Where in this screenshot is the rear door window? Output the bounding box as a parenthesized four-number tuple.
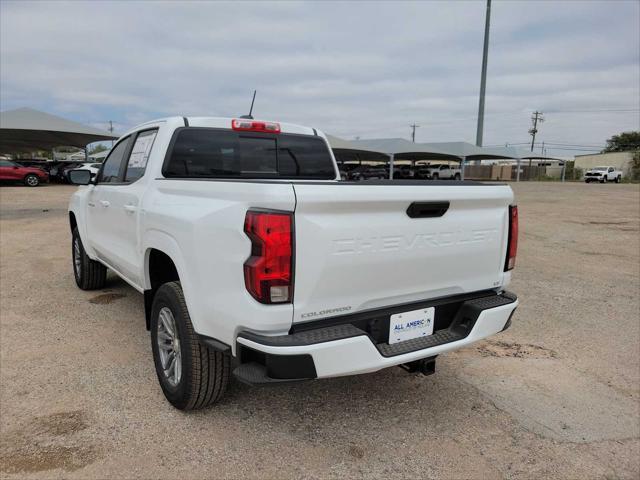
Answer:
(124, 129, 157, 182)
(163, 128, 335, 179)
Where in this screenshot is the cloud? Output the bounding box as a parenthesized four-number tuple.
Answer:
(1, 0, 638, 156)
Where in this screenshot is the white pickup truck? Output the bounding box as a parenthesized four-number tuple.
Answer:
(68, 116, 519, 410)
(418, 163, 462, 180)
(584, 166, 623, 183)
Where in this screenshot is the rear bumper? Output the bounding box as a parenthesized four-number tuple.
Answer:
(235, 291, 517, 383)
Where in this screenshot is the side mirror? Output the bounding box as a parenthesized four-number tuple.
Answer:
(69, 169, 92, 185)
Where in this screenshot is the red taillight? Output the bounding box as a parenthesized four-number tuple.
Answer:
(232, 119, 281, 134)
(505, 205, 518, 271)
(244, 210, 293, 303)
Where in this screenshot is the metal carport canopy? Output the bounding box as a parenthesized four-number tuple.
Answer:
(325, 134, 390, 162)
(0, 107, 118, 153)
(324, 136, 527, 179)
(350, 138, 461, 161)
(326, 136, 462, 161)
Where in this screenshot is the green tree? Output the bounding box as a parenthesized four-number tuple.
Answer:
(630, 151, 640, 181)
(602, 131, 640, 153)
(88, 144, 108, 155)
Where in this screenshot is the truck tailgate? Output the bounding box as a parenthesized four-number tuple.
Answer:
(292, 183, 513, 323)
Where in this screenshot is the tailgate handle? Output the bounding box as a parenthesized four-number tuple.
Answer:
(406, 201, 450, 218)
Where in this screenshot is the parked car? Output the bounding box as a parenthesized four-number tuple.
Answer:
(54, 162, 85, 183)
(348, 164, 387, 180)
(68, 116, 518, 410)
(14, 159, 49, 169)
(584, 166, 622, 183)
(64, 163, 101, 182)
(418, 163, 462, 180)
(391, 164, 415, 179)
(0, 159, 49, 186)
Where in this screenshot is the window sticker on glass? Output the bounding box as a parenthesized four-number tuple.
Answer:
(128, 130, 157, 169)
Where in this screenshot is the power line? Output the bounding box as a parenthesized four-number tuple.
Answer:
(544, 108, 640, 113)
(490, 141, 640, 148)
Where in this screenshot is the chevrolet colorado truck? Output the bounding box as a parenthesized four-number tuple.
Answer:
(584, 166, 623, 183)
(68, 116, 519, 410)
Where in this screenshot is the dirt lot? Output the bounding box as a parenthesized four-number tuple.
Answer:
(1, 182, 639, 479)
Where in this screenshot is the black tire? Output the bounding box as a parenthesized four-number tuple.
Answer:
(72, 227, 106, 290)
(615, 176, 621, 183)
(24, 174, 40, 187)
(151, 282, 230, 410)
(601, 176, 606, 183)
(454, 173, 461, 180)
(432, 173, 439, 180)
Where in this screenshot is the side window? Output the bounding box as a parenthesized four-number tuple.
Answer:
(125, 129, 158, 182)
(608, 167, 614, 172)
(98, 138, 130, 183)
(0, 160, 14, 167)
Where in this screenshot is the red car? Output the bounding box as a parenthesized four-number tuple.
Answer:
(0, 159, 49, 187)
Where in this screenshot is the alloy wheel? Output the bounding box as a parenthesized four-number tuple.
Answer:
(156, 307, 182, 387)
(73, 237, 81, 279)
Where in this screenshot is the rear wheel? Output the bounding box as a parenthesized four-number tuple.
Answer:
(432, 173, 439, 180)
(72, 228, 106, 290)
(454, 173, 461, 180)
(615, 176, 621, 183)
(151, 282, 230, 410)
(601, 176, 607, 183)
(24, 174, 40, 187)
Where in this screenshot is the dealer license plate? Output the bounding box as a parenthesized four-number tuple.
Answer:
(388, 307, 435, 345)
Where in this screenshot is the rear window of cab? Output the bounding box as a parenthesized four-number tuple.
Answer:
(162, 128, 336, 180)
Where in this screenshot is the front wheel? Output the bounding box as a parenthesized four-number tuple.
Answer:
(24, 174, 40, 187)
(72, 228, 106, 290)
(615, 176, 621, 183)
(151, 282, 230, 410)
(454, 173, 461, 180)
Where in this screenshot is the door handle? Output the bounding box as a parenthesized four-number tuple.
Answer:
(406, 201, 450, 218)
(124, 204, 137, 214)
(100, 200, 110, 208)
(88, 202, 95, 207)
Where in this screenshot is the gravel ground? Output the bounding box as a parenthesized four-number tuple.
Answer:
(1, 182, 639, 479)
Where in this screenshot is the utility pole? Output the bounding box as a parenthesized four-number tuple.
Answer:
(108, 120, 114, 147)
(410, 123, 420, 142)
(529, 111, 543, 152)
(475, 0, 492, 147)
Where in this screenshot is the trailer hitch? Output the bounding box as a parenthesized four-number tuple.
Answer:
(399, 356, 436, 376)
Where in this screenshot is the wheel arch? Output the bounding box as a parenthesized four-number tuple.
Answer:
(68, 208, 94, 258)
(69, 211, 78, 233)
(143, 231, 191, 331)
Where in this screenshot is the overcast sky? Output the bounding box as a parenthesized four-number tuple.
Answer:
(1, 0, 639, 157)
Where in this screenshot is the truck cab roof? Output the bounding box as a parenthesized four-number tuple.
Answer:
(120, 116, 320, 139)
